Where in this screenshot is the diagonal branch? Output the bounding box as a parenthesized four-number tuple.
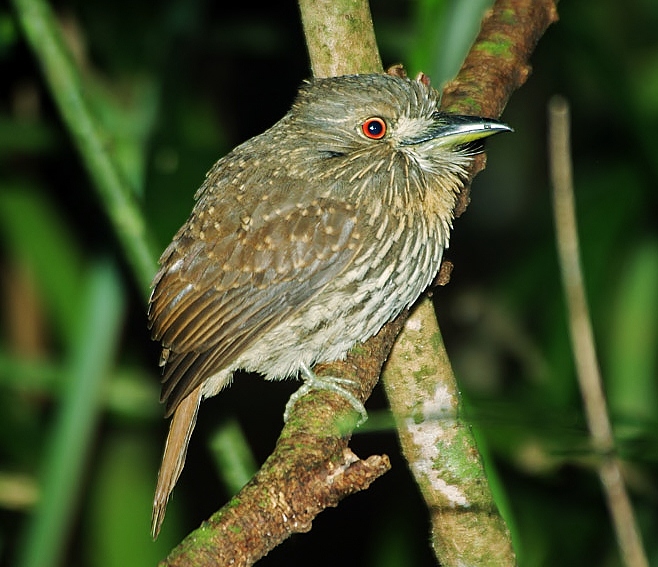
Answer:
(161, 0, 558, 565)
(161, 314, 404, 567)
(11, 0, 159, 299)
(441, 0, 560, 216)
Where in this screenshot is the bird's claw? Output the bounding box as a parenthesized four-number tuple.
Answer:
(284, 362, 368, 426)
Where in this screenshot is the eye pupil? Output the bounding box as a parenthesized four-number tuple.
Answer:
(367, 121, 383, 136)
(362, 118, 386, 139)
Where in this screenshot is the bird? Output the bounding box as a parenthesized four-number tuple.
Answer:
(148, 72, 510, 537)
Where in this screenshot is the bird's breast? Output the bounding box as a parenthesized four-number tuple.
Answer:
(235, 209, 446, 379)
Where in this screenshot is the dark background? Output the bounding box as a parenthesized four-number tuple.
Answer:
(1, 0, 657, 565)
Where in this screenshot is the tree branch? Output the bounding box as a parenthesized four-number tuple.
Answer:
(298, 0, 382, 77)
(383, 299, 516, 566)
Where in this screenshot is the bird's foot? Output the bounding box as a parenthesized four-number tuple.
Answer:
(284, 362, 368, 426)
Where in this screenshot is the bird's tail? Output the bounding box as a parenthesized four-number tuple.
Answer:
(151, 384, 203, 539)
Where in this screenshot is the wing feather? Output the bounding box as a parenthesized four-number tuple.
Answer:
(149, 188, 363, 415)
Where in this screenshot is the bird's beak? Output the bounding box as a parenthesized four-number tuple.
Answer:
(401, 114, 512, 147)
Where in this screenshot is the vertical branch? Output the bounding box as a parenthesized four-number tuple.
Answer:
(548, 97, 649, 567)
(297, 0, 382, 77)
(383, 299, 516, 566)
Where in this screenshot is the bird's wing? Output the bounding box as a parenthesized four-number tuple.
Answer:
(149, 193, 363, 416)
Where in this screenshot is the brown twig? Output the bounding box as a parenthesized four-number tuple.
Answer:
(548, 97, 649, 567)
(441, 0, 559, 216)
(161, 0, 558, 564)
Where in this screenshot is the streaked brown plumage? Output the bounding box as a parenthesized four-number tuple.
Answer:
(149, 73, 510, 537)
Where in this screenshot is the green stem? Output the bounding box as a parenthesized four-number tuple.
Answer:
(16, 260, 126, 567)
(11, 0, 158, 298)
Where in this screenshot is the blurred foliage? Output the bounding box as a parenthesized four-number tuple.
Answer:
(0, 0, 656, 566)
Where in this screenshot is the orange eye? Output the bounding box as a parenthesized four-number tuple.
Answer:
(362, 117, 387, 140)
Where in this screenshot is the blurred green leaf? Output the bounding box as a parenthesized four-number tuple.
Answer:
(16, 259, 125, 567)
(0, 185, 84, 347)
(209, 418, 258, 495)
(606, 239, 658, 425)
(86, 432, 179, 567)
(0, 350, 160, 420)
(104, 367, 161, 420)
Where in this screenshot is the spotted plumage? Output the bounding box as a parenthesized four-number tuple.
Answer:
(149, 73, 510, 537)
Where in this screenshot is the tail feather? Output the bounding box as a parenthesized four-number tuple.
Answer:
(151, 384, 203, 539)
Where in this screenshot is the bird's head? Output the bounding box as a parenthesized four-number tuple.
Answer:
(282, 74, 511, 209)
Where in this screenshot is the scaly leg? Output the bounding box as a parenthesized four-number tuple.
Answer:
(284, 362, 368, 425)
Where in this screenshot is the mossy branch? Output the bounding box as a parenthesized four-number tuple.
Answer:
(383, 299, 516, 566)
(298, 0, 383, 77)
